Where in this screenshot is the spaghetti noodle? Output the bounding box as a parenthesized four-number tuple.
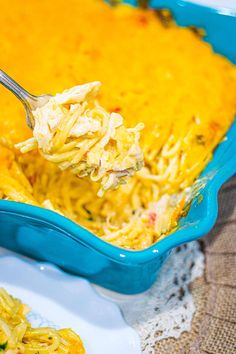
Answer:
(0, 287, 85, 353)
(15, 82, 144, 197)
(0, 0, 236, 249)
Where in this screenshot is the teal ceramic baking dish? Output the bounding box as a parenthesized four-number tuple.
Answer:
(0, 0, 235, 294)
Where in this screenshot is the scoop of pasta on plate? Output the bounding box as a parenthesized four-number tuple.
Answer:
(15, 82, 144, 197)
(0, 287, 85, 353)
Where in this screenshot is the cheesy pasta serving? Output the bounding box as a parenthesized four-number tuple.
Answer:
(0, 0, 236, 250)
(15, 81, 144, 197)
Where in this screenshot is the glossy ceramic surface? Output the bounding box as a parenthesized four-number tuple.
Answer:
(0, 1, 235, 293)
(0, 254, 141, 354)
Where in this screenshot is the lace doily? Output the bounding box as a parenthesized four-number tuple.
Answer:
(95, 241, 204, 353)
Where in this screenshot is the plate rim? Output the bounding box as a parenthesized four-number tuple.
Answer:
(0, 253, 142, 354)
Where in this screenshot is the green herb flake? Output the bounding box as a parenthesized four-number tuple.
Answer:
(198, 195, 203, 204)
(0, 342, 7, 351)
(155, 9, 173, 27)
(189, 26, 206, 38)
(195, 134, 206, 145)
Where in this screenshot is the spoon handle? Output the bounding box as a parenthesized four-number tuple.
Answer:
(0, 69, 34, 105)
(0, 69, 38, 129)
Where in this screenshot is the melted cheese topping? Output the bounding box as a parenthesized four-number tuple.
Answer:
(15, 82, 144, 196)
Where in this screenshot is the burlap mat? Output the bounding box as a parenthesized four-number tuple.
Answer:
(155, 175, 236, 354)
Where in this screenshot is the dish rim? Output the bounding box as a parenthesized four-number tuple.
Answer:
(0, 1, 236, 266)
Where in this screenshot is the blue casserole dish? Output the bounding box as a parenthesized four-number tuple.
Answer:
(0, 0, 235, 294)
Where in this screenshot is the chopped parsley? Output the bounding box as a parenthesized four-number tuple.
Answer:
(198, 195, 203, 204)
(0, 342, 7, 351)
(195, 134, 206, 145)
(189, 26, 206, 38)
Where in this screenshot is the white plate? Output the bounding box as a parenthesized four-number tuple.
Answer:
(0, 254, 141, 354)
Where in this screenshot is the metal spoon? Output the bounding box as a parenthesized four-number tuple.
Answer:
(0, 69, 51, 129)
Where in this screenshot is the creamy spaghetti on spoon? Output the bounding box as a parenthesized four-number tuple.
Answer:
(16, 82, 144, 196)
